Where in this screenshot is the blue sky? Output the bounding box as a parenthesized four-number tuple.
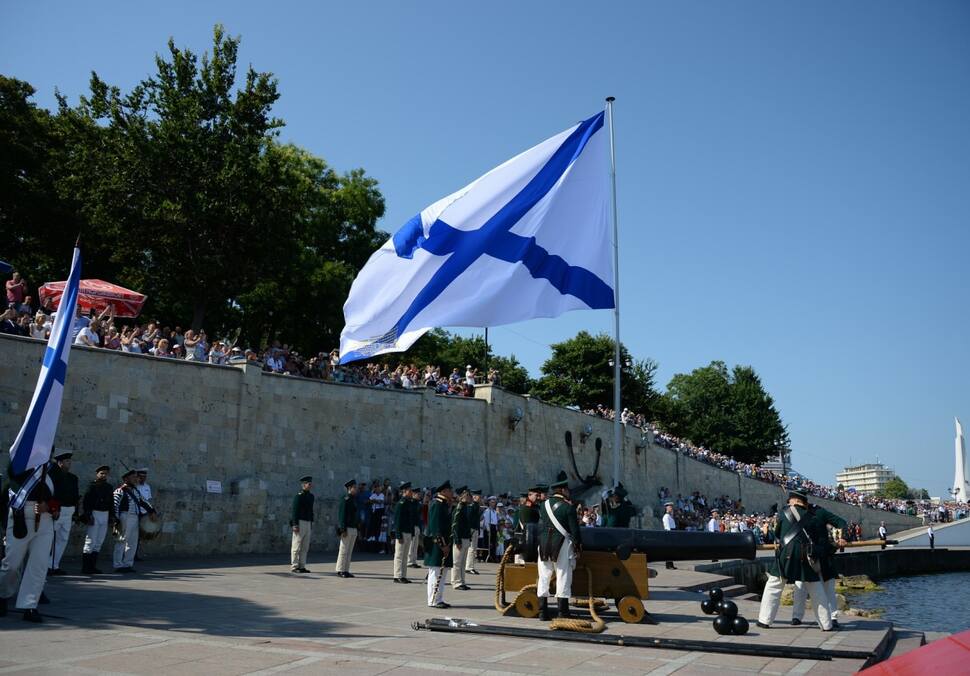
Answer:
(2, 1, 968, 496)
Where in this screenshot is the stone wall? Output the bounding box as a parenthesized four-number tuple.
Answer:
(0, 334, 919, 557)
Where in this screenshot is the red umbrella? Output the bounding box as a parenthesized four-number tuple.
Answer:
(38, 279, 147, 318)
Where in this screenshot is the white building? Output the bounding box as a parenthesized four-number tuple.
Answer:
(836, 463, 896, 495)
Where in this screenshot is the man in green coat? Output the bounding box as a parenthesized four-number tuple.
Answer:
(513, 486, 541, 563)
(537, 478, 582, 620)
(757, 491, 845, 630)
(290, 476, 314, 573)
(335, 479, 358, 578)
(463, 490, 482, 576)
(601, 484, 636, 528)
(791, 503, 847, 628)
(391, 481, 414, 584)
(450, 486, 472, 590)
(424, 480, 454, 608)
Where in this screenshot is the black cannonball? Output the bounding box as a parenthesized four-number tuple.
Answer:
(708, 587, 724, 603)
(732, 616, 750, 635)
(717, 599, 739, 618)
(713, 614, 733, 635)
(700, 599, 718, 615)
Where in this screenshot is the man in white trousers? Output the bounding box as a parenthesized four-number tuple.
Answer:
(81, 465, 113, 574)
(464, 490, 482, 575)
(49, 450, 80, 575)
(757, 491, 845, 631)
(536, 478, 582, 620)
(424, 481, 454, 609)
(335, 479, 359, 578)
(113, 469, 152, 573)
(0, 467, 55, 622)
(391, 482, 414, 583)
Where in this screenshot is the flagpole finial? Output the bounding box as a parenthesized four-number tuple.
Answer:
(75, 234, 81, 248)
(606, 96, 615, 103)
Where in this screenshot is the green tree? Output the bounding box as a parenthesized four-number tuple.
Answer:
(0, 76, 85, 287)
(660, 361, 789, 464)
(44, 25, 384, 349)
(529, 331, 660, 416)
(877, 476, 910, 500)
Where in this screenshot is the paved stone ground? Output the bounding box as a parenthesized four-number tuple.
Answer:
(0, 553, 893, 675)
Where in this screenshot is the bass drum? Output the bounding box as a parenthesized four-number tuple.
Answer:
(139, 513, 162, 541)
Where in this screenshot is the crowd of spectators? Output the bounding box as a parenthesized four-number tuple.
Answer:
(584, 402, 969, 519)
(6, 269, 970, 524)
(3, 270, 507, 398)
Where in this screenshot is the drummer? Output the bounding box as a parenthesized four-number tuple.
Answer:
(135, 468, 155, 561)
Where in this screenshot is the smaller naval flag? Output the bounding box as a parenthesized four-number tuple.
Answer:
(8, 245, 81, 508)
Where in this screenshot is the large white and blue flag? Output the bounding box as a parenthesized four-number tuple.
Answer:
(8, 245, 81, 505)
(340, 110, 614, 363)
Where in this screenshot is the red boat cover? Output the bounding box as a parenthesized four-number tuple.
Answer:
(38, 279, 147, 318)
(863, 628, 970, 675)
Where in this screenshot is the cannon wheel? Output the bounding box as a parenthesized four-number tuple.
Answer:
(617, 595, 645, 624)
(514, 590, 541, 618)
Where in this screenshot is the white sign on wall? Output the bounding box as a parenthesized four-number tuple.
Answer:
(205, 480, 223, 494)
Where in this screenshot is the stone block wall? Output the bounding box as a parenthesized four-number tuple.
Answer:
(0, 334, 919, 557)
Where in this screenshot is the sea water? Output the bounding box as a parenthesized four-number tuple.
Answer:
(844, 571, 970, 634)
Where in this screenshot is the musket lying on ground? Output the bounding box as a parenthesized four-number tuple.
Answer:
(756, 539, 898, 551)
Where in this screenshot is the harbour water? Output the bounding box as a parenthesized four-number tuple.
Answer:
(845, 571, 970, 634)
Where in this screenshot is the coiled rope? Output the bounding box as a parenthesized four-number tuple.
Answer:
(549, 567, 606, 633)
(494, 548, 605, 633)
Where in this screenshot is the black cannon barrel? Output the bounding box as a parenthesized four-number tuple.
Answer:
(516, 524, 756, 563)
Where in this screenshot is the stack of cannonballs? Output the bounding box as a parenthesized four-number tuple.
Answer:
(700, 587, 750, 635)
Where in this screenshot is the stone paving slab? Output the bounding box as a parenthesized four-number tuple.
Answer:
(0, 554, 889, 675)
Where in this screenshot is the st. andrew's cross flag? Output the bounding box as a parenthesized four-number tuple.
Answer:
(8, 245, 81, 508)
(339, 110, 614, 363)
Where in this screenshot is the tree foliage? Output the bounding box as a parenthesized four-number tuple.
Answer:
(529, 331, 660, 417)
(659, 361, 789, 464)
(0, 26, 385, 353)
(876, 476, 909, 500)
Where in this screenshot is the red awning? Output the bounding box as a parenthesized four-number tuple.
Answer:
(38, 279, 147, 318)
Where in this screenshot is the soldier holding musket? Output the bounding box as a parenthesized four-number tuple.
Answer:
(450, 486, 472, 591)
(289, 475, 314, 574)
(424, 480, 454, 609)
(391, 481, 414, 583)
(537, 477, 582, 620)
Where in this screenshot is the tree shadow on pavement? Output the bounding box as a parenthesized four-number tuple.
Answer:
(16, 583, 343, 639)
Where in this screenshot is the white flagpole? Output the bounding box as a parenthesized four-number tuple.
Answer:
(606, 96, 622, 488)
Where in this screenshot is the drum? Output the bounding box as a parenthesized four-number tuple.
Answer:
(139, 513, 162, 541)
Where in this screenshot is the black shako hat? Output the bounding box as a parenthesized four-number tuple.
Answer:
(300, 475, 312, 483)
(536, 483, 549, 492)
(528, 485, 543, 493)
(54, 451, 73, 461)
(436, 479, 452, 492)
(455, 485, 468, 494)
(399, 481, 412, 490)
(122, 469, 137, 479)
(471, 489, 482, 495)
(550, 478, 569, 490)
(96, 465, 110, 473)
(788, 489, 808, 503)
(344, 479, 356, 489)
